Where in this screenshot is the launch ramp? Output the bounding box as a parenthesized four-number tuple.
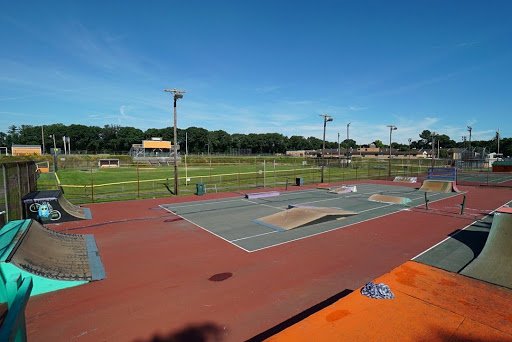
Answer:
(254, 207, 357, 231)
(368, 194, 411, 205)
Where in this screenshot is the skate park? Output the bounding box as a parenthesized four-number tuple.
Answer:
(2, 167, 512, 341)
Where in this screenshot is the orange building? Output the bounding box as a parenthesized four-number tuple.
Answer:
(11, 145, 42, 156)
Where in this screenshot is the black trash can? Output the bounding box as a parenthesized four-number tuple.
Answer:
(196, 183, 205, 195)
(296, 177, 304, 186)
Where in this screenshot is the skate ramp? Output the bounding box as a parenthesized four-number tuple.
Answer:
(0, 219, 105, 299)
(393, 176, 417, 183)
(419, 180, 460, 193)
(368, 194, 411, 205)
(328, 185, 357, 194)
(460, 208, 512, 289)
(22, 190, 92, 223)
(254, 207, 357, 231)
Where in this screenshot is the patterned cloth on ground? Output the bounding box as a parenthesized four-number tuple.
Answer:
(361, 281, 395, 299)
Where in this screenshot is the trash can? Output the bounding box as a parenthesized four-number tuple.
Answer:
(196, 183, 205, 196)
(296, 177, 304, 186)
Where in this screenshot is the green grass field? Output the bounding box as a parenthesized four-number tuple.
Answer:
(35, 157, 435, 204)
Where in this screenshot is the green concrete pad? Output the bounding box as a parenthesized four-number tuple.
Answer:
(161, 183, 458, 252)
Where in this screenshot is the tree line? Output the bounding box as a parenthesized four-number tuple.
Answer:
(1, 124, 510, 157)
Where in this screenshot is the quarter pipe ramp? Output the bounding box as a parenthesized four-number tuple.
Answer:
(419, 180, 461, 193)
(0, 219, 105, 300)
(22, 189, 92, 223)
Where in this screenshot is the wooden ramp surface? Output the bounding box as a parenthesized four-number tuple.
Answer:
(58, 194, 92, 219)
(3, 220, 104, 281)
(265, 261, 512, 341)
(461, 208, 512, 288)
(255, 207, 357, 231)
(419, 180, 458, 193)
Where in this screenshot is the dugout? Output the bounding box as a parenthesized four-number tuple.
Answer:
(492, 161, 512, 172)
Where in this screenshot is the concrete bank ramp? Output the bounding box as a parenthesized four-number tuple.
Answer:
(254, 207, 357, 231)
(368, 194, 411, 205)
(461, 207, 512, 289)
(419, 180, 461, 193)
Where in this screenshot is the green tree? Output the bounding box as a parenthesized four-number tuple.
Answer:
(373, 140, 384, 148)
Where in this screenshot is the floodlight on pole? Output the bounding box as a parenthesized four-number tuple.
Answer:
(467, 126, 472, 158)
(387, 125, 397, 176)
(337, 132, 341, 164)
(49, 134, 57, 155)
(164, 88, 186, 196)
(41, 125, 45, 154)
(49, 134, 57, 172)
(497, 127, 500, 155)
(320, 114, 333, 183)
(431, 131, 437, 167)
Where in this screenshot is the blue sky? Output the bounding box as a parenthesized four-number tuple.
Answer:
(1, 1, 510, 145)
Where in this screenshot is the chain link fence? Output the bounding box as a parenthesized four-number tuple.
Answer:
(37, 157, 446, 204)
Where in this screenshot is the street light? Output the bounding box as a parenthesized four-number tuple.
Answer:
(467, 126, 472, 159)
(49, 134, 57, 172)
(337, 132, 341, 164)
(41, 125, 45, 154)
(431, 131, 437, 168)
(164, 88, 186, 196)
(387, 125, 397, 177)
(49, 134, 57, 155)
(320, 114, 333, 183)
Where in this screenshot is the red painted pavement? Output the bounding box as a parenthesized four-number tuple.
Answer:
(20, 182, 512, 341)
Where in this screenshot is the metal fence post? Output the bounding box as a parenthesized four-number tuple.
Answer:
(17, 163, 22, 220)
(2, 164, 8, 222)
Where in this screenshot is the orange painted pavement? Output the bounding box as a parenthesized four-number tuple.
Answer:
(265, 261, 512, 342)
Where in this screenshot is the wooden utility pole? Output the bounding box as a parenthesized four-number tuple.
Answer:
(164, 88, 186, 196)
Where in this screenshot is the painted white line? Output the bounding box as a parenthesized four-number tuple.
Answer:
(230, 230, 277, 242)
(241, 198, 285, 210)
(357, 203, 394, 213)
(162, 198, 245, 210)
(159, 205, 251, 252)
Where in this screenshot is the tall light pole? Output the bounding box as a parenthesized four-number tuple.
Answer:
(164, 88, 186, 196)
(49, 134, 57, 172)
(41, 125, 45, 154)
(320, 114, 333, 183)
(497, 127, 500, 156)
(467, 126, 472, 159)
(49, 134, 57, 154)
(408, 138, 412, 159)
(337, 132, 341, 164)
(431, 131, 437, 168)
(387, 125, 397, 177)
